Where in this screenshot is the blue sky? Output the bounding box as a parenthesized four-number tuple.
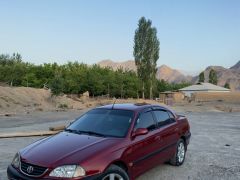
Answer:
(0, 0, 239, 74)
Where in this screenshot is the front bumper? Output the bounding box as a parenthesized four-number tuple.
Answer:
(7, 165, 102, 180)
(8, 165, 34, 180)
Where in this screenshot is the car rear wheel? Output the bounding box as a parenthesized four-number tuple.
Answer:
(169, 139, 186, 166)
(100, 165, 129, 180)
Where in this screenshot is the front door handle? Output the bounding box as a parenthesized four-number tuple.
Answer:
(155, 136, 161, 141)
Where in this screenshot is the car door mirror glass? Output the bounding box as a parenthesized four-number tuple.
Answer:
(132, 128, 148, 137)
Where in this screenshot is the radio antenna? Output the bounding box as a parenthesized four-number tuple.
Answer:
(112, 98, 117, 109)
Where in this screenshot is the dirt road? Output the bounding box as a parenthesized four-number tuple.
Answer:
(0, 111, 240, 180)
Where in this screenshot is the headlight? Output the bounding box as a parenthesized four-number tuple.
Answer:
(49, 165, 85, 178)
(12, 153, 20, 168)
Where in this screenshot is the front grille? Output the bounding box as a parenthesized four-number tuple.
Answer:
(21, 161, 48, 177)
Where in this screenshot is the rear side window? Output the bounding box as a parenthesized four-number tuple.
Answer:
(167, 111, 176, 123)
(168, 111, 175, 119)
(135, 111, 156, 131)
(153, 110, 173, 127)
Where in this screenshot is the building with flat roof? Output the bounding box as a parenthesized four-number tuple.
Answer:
(179, 82, 230, 97)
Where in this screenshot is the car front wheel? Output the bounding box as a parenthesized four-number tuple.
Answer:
(169, 139, 186, 166)
(100, 164, 129, 180)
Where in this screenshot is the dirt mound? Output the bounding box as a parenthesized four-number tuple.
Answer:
(0, 86, 90, 114)
(0, 86, 53, 114)
(0, 86, 167, 114)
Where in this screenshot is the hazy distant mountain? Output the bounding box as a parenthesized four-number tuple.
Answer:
(98, 60, 136, 71)
(98, 60, 240, 90)
(193, 61, 240, 91)
(98, 60, 191, 83)
(156, 65, 192, 83)
(230, 60, 240, 70)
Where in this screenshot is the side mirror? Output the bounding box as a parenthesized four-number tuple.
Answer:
(132, 128, 148, 138)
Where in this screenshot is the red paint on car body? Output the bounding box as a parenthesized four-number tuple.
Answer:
(8, 103, 191, 180)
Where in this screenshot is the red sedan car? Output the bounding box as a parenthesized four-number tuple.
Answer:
(8, 103, 191, 180)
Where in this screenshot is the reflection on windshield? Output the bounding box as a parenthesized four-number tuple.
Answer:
(67, 109, 134, 138)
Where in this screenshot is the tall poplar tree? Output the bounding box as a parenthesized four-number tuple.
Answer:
(133, 17, 160, 99)
(198, 71, 205, 83)
(209, 69, 218, 85)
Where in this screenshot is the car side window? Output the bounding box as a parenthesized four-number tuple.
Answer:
(134, 111, 156, 131)
(153, 110, 172, 127)
(167, 111, 176, 123)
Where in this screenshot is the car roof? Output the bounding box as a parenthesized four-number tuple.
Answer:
(97, 103, 170, 112)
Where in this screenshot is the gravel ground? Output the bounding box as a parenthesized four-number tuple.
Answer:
(0, 111, 240, 180)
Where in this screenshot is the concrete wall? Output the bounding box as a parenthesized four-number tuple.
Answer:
(159, 92, 184, 104)
(192, 92, 240, 102)
(181, 90, 230, 97)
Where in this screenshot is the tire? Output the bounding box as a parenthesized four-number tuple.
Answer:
(99, 164, 129, 180)
(169, 139, 186, 166)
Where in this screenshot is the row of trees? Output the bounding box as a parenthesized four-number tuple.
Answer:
(198, 69, 218, 85)
(198, 69, 230, 88)
(0, 53, 190, 98)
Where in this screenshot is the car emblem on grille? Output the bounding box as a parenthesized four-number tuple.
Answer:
(27, 166, 34, 174)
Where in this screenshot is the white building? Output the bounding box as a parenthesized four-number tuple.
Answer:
(179, 82, 230, 97)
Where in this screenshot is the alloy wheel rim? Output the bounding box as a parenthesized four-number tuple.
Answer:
(177, 142, 185, 163)
(102, 173, 124, 180)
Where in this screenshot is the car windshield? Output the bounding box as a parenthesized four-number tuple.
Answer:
(66, 109, 134, 138)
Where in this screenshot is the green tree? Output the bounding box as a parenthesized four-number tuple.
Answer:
(224, 82, 230, 89)
(209, 69, 218, 85)
(148, 27, 160, 99)
(156, 79, 170, 92)
(133, 17, 160, 99)
(86, 65, 105, 96)
(0, 53, 26, 86)
(198, 71, 205, 83)
(50, 72, 65, 96)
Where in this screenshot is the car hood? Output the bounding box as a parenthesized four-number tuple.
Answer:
(20, 131, 121, 167)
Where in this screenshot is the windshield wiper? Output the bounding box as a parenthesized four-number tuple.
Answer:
(65, 129, 106, 137)
(78, 130, 106, 137)
(65, 128, 81, 134)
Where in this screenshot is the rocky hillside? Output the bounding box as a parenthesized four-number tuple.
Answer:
(98, 60, 191, 83)
(194, 61, 240, 91)
(98, 60, 240, 90)
(230, 60, 240, 70)
(156, 65, 192, 83)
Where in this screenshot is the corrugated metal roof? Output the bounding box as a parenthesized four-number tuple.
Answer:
(179, 82, 230, 91)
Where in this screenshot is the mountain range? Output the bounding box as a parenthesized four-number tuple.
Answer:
(98, 60, 240, 91)
(98, 60, 192, 83)
(192, 61, 240, 90)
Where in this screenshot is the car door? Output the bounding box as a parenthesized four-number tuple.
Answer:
(152, 108, 179, 162)
(127, 108, 160, 177)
